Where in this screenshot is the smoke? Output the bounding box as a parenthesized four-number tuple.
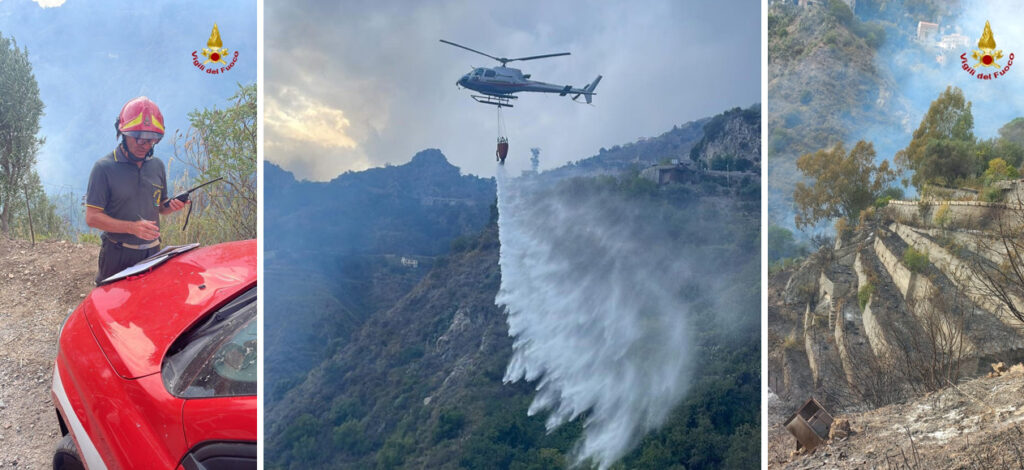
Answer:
(530, 147, 540, 173)
(865, 0, 1024, 156)
(495, 169, 708, 468)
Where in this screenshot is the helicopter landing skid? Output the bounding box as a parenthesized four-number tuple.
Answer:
(471, 94, 516, 108)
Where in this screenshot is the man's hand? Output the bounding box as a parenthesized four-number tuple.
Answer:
(131, 219, 160, 241)
(163, 199, 188, 213)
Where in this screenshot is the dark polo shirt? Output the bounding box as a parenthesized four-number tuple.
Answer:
(86, 146, 168, 245)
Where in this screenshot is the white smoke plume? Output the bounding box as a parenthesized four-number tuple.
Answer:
(495, 168, 706, 468)
(861, 0, 1024, 160)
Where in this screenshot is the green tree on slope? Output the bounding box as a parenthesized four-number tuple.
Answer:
(167, 83, 256, 244)
(896, 86, 977, 189)
(794, 140, 896, 229)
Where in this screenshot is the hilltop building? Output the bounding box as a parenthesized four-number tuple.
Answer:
(938, 32, 969, 51)
(793, 0, 855, 10)
(641, 160, 699, 185)
(917, 21, 939, 41)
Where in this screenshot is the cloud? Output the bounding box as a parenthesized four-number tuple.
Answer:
(33, 0, 66, 8)
(265, 87, 373, 181)
(265, 87, 359, 150)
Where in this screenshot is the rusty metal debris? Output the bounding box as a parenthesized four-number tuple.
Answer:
(784, 397, 835, 452)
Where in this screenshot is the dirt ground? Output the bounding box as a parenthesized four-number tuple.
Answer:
(0, 238, 98, 468)
(768, 368, 1024, 469)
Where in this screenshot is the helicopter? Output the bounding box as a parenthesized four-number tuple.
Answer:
(441, 39, 601, 108)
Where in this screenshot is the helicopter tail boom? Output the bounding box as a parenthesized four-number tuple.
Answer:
(573, 75, 602, 104)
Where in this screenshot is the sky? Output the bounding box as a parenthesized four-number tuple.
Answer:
(265, 0, 761, 181)
(0, 0, 256, 200)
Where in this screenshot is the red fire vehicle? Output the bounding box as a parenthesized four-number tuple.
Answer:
(51, 240, 257, 469)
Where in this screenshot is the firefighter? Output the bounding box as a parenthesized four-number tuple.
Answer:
(85, 97, 187, 284)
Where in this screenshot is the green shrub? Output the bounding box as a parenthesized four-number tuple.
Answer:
(376, 435, 412, 469)
(823, 30, 841, 47)
(982, 157, 1019, 185)
(903, 247, 929, 273)
(933, 203, 951, 227)
(858, 283, 874, 311)
(983, 187, 1004, 202)
(333, 420, 370, 455)
(827, 0, 853, 25)
(434, 408, 466, 442)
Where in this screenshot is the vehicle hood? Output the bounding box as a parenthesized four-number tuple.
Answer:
(81, 240, 256, 379)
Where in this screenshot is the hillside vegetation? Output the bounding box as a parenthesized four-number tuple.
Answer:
(266, 107, 761, 469)
(769, 1, 899, 228)
(264, 151, 495, 399)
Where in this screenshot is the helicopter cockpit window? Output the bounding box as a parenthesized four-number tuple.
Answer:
(473, 68, 484, 76)
(484, 70, 496, 77)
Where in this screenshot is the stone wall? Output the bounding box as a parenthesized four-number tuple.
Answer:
(854, 252, 894, 358)
(893, 223, 1024, 338)
(994, 179, 1024, 204)
(804, 303, 820, 386)
(874, 236, 911, 297)
(834, 298, 855, 386)
(886, 200, 1019, 231)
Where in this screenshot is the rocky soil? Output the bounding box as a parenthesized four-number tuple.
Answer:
(0, 238, 97, 468)
(769, 366, 1024, 469)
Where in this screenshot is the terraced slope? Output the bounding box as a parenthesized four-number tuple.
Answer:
(769, 199, 1024, 414)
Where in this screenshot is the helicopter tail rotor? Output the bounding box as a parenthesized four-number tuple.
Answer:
(572, 75, 603, 104)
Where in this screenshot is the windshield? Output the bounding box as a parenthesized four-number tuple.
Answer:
(99, 243, 200, 284)
(161, 286, 256, 398)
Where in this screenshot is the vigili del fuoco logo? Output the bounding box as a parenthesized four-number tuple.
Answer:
(960, 20, 1013, 80)
(192, 24, 239, 75)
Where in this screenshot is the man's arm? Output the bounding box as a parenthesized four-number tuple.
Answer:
(85, 206, 160, 241)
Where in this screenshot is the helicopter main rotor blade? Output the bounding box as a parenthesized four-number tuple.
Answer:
(440, 39, 504, 63)
(507, 52, 571, 62)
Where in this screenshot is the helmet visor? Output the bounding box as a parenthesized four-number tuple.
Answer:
(124, 130, 163, 143)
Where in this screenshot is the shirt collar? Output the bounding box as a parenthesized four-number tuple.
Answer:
(114, 145, 152, 164)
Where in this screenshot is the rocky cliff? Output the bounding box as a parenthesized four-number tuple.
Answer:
(689, 105, 761, 171)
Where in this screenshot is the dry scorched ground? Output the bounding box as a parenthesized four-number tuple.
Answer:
(0, 238, 97, 468)
(768, 369, 1024, 469)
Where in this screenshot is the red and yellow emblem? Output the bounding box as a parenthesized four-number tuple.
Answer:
(191, 23, 240, 75)
(971, 21, 1003, 68)
(960, 21, 1014, 80)
(201, 24, 229, 65)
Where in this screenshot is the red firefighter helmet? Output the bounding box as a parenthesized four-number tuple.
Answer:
(116, 96, 165, 141)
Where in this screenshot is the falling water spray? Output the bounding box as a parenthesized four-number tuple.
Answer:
(495, 167, 718, 468)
